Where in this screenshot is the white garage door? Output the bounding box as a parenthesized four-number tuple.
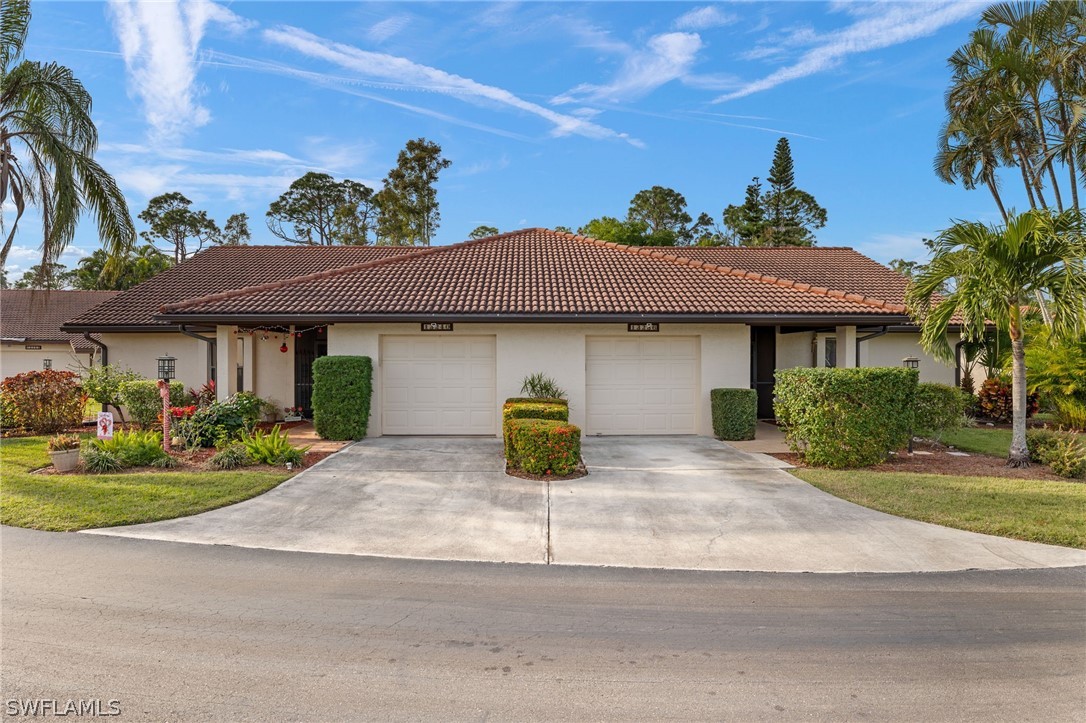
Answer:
(381, 336, 496, 435)
(586, 336, 699, 435)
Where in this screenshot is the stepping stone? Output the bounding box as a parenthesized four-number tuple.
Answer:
(912, 451, 933, 456)
(947, 451, 971, 457)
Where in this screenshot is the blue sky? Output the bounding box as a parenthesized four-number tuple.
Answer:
(9, 0, 1016, 277)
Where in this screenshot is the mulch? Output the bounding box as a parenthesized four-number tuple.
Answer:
(772, 439, 1073, 482)
(31, 447, 332, 476)
(505, 457, 588, 482)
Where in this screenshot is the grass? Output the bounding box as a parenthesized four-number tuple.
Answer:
(0, 435, 292, 532)
(941, 425, 1086, 457)
(795, 468, 1086, 549)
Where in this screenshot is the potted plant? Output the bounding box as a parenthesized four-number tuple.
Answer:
(47, 434, 82, 472)
(283, 406, 304, 423)
(261, 400, 279, 423)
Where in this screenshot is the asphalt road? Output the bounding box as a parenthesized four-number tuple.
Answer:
(2, 526, 1084, 722)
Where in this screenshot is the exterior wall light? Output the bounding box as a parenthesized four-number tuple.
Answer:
(157, 354, 177, 381)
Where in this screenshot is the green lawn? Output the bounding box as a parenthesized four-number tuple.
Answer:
(795, 468, 1086, 549)
(0, 435, 292, 532)
(940, 426, 1086, 457)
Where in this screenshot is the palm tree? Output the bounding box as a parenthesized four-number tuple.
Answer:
(906, 209, 1086, 466)
(0, 0, 133, 276)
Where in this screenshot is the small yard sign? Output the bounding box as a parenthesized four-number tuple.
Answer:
(96, 411, 114, 439)
(627, 322, 660, 333)
(421, 322, 454, 332)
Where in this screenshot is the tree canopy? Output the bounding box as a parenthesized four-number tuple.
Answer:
(722, 138, 827, 246)
(267, 172, 376, 246)
(0, 0, 134, 280)
(376, 138, 451, 246)
(469, 225, 499, 239)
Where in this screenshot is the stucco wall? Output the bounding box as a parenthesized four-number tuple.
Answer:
(251, 331, 294, 412)
(99, 332, 211, 391)
(329, 322, 749, 437)
(775, 331, 813, 370)
(861, 331, 957, 385)
(0, 343, 91, 378)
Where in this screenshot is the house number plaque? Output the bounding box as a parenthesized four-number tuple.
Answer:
(421, 322, 454, 332)
(627, 322, 659, 333)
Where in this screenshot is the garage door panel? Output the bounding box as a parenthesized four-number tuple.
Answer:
(586, 336, 698, 435)
(382, 336, 496, 435)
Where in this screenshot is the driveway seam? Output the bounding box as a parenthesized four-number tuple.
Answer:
(546, 480, 553, 565)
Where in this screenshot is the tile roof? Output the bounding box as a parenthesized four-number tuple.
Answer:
(63, 245, 417, 329)
(1, 290, 120, 351)
(157, 228, 909, 321)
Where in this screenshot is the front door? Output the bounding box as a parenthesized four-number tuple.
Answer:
(294, 328, 327, 416)
(751, 326, 776, 419)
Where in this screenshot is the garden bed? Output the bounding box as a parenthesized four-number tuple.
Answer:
(773, 440, 1073, 482)
(29, 447, 332, 475)
(505, 457, 588, 481)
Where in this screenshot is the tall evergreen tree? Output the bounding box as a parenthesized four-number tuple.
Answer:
(376, 138, 451, 246)
(766, 138, 795, 192)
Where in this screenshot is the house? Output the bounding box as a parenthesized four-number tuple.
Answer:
(62, 228, 959, 436)
(0, 289, 119, 377)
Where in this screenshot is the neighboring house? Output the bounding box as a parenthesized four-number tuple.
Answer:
(0, 289, 119, 378)
(64, 229, 960, 436)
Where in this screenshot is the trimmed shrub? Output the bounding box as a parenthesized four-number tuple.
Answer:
(774, 367, 918, 469)
(0, 370, 87, 434)
(710, 388, 757, 441)
(503, 397, 568, 406)
(976, 378, 1039, 423)
(914, 383, 969, 442)
(520, 372, 567, 400)
(118, 380, 187, 429)
(502, 400, 570, 458)
(312, 356, 372, 440)
(506, 418, 582, 475)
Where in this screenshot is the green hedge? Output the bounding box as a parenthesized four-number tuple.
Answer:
(118, 380, 187, 429)
(502, 400, 569, 459)
(312, 356, 372, 440)
(505, 418, 582, 475)
(710, 388, 757, 441)
(774, 367, 918, 468)
(503, 397, 568, 406)
(914, 382, 968, 441)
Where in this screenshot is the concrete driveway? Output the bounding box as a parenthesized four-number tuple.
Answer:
(85, 437, 1086, 573)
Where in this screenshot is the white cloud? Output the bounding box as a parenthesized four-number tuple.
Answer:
(855, 232, 936, 265)
(716, 2, 978, 102)
(107, 0, 255, 142)
(261, 25, 640, 145)
(674, 6, 737, 31)
(553, 32, 704, 104)
(367, 14, 412, 43)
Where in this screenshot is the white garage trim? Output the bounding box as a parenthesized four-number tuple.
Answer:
(381, 335, 497, 435)
(585, 336, 699, 435)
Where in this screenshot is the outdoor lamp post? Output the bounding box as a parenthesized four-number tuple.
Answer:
(156, 355, 177, 453)
(903, 357, 919, 453)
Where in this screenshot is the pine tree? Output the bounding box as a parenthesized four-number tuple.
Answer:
(766, 137, 795, 193)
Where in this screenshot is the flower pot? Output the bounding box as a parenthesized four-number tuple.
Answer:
(49, 448, 81, 473)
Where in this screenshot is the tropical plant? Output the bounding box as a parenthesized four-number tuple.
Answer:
(46, 433, 80, 451)
(936, 1, 1084, 218)
(239, 425, 307, 466)
(90, 429, 168, 467)
(1024, 323, 1086, 428)
(81, 445, 121, 473)
(907, 209, 1086, 465)
(70, 245, 172, 290)
(520, 373, 567, 400)
(209, 443, 251, 470)
(0, 0, 135, 277)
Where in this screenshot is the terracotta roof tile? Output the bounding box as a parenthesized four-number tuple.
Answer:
(63, 245, 416, 329)
(159, 228, 908, 320)
(1, 290, 120, 351)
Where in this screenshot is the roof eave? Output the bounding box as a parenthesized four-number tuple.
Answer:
(153, 311, 915, 326)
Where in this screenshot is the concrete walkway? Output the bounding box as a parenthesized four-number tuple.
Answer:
(84, 437, 1086, 573)
(726, 421, 791, 454)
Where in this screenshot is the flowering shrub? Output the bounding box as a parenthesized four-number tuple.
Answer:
(502, 400, 568, 459)
(284, 406, 304, 416)
(505, 418, 581, 475)
(976, 378, 1038, 423)
(168, 405, 198, 419)
(0, 370, 87, 433)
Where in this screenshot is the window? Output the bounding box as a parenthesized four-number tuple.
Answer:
(824, 338, 837, 368)
(42, 359, 52, 370)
